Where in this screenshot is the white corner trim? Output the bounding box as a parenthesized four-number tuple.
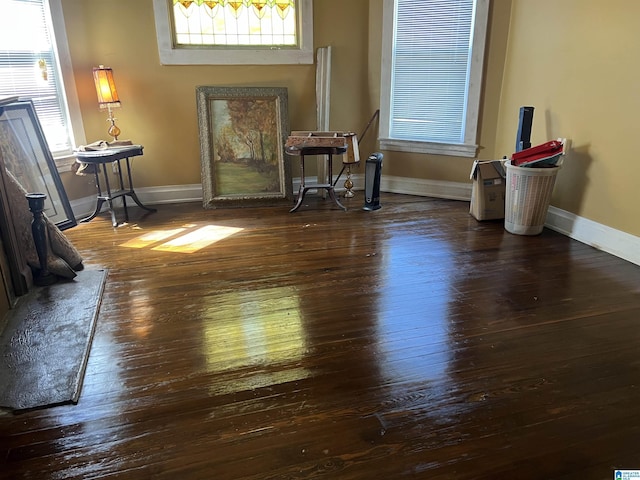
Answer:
(546, 206, 640, 267)
(315, 46, 332, 194)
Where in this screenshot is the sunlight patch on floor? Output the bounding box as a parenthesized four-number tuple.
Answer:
(119, 224, 244, 253)
(119, 228, 188, 249)
(201, 288, 310, 394)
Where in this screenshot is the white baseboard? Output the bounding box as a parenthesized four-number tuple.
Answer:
(70, 177, 639, 267)
(69, 184, 202, 219)
(134, 184, 203, 205)
(545, 206, 640, 266)
(360, 175, 640, 266)
(296, 174, 472, 201)
(379, 175, 471, 201)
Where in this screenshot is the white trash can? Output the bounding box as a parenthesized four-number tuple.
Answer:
(504, 160, 562, 235)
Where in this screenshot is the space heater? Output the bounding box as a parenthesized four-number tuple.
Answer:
(363, 152, 383, 211)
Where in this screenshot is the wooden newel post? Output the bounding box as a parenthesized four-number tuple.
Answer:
(26, 193, 56, 286)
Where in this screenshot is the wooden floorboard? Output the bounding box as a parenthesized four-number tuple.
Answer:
(1, 193, 639, 479)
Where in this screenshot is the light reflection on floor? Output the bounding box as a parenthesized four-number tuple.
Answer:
(119, 224, 243, 253)
(376, 234, 454, 391)
(50, 325, 126, 451)
(201, 288, 311, 394)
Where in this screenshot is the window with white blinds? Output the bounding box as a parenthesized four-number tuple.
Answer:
(380, 0, 489, 157)
(0, 0, 81, 158)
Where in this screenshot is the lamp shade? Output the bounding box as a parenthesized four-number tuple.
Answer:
(92, 65, 121, 108)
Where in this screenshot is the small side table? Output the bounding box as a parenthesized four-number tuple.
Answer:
(75, 145, 156, 227)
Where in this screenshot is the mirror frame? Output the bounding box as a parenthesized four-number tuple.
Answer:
(0, 99, 76, 230)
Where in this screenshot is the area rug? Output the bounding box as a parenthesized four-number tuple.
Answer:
(0, 268, 107, 410)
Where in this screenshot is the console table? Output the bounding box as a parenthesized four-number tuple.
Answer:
(285, 133, 349, 212)
(75, 145, 156, 227)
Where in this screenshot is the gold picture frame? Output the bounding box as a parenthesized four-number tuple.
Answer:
(196, 86, 292, 208)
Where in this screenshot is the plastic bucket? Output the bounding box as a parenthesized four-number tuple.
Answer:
(504, 160, 561, 235)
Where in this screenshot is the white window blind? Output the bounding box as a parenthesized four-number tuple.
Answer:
(392, 0, 473, 142)
(380, 0, 489, 157)
(0, 0, 75, 156)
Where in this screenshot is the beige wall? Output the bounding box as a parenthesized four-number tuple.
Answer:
(60, 0, 510, 193)
(495, 0, 640, 236)
(58, 0, 638, 238)
(59, 0, 371, 199)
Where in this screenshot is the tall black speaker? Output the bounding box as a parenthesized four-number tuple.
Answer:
(363, 152, 383, 211)
(516, 106, 534, 153)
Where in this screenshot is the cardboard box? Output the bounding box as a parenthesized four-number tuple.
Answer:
(469, 160, 506, 220)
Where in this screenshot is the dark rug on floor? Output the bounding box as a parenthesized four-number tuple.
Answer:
(0, 268, 107, 411)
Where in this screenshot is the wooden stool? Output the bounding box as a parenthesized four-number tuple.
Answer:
(285, 133, 348, 212)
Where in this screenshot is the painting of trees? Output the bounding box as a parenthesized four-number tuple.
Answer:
(212, 96, 281, 195)
(197, 86, 292, 208)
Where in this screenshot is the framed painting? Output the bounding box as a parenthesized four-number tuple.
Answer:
(0, 99, 76, 230)
(196, 86, 292, 208)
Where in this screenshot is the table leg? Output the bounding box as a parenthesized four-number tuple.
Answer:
(99, 164, 119, 227)
(289, 154, 307, 213)
(80, 170, 107, 223)
(80, 198, 107, 223)
(125, 158, 157, 213)
(327, 154, 346, 211)
(327, 188, 347, 211)
(128, 191, 157, 213)
(116, 159, 129, 223)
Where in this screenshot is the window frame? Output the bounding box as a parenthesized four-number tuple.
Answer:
(379, 0, 489, 158)
(152, 0, 314, 65)
(48, 0, 86, 170)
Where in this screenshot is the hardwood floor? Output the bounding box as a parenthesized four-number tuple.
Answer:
(1, 192, 640, 479)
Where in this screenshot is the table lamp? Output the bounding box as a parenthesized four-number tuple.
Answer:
(92, 65, 122, 141)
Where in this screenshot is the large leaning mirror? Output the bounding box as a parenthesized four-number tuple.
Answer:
(0, 99, 76, 230)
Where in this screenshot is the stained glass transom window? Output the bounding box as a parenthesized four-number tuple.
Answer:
(172, 0, 298, 47)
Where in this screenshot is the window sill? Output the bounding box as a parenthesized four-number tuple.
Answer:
(156, 47, 314, 66)
(53, 152, 76, 173)
(379, 138, 478, 158)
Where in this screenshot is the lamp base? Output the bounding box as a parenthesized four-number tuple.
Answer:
(107, 118, 121, 141)
(344, 166, 355, 198)
(105, 104, 121, 141)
